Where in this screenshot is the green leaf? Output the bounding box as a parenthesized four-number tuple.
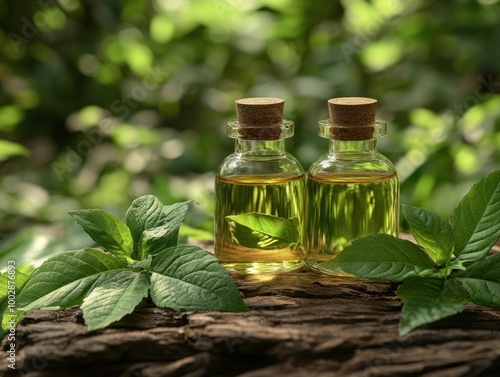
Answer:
(0, 140, 30, 162)
(0, 269, 31, 323)
(225, 213, 300, 250)
(0, 266, 32, 335)
(81, 270, 149, 331)
(455, 253, 500, 307)
(69, 209, 133, 261)
(17, 249, 128, 312)
(402, 205, 454, 266)
(397, 278, 469, 335)
(125, 195, 192, 259)
(150, 246, 247, 312)
(450, 170, 500, 263)
(320, 234, 437, 281)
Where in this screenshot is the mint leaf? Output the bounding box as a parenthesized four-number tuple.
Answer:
(450, 170, 500, 263)
(320, 234, 437, 281)
(225, 213, 300, 250)
(402, 205, 454, 266)
(397, 278, 469, 335)
(455, 253, 500, 307)
(81, 270, 149, 331)
(13, 196, 247, 332)
(69, 209, 133, 261)
(150, 246, 247, 312)
(125, 196, 192, 260)
(17, 249, 127, 312)
(138, 201, 193, 258)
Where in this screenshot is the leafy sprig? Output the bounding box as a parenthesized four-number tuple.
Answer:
(1, 195, 246, 332)
(321, 169, 500, 334)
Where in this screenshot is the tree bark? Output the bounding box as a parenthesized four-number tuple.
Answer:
(1, 241, 499, 377)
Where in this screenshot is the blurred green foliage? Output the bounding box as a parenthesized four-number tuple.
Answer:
(0, 0, 499, 262)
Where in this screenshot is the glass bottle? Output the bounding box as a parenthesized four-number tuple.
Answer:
(305, 97, 400, 275)
(214, 97, 306, 274)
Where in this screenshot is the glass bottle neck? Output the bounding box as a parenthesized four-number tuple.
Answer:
(236, 139, 286, 155)
(329, 139, 378, 155)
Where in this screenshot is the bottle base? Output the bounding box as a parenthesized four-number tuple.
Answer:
(221, 260, 305, 275)
(305, 260, 354, 277)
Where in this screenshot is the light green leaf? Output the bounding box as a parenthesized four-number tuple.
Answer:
(69, 209, 133, 261)
(0, 267, 32, 334)
(397, 278, 469, 335)
(0, 268, 32, 302)
(437, 259, 466, 278)
(402, 205, 454, 266)
(17, 249, 127, 312)
(450, 170, 500, 263)
(320, 234, 437, 281)
(125, 195, 192, 259)
(0, 140, 30, 162)
(150, 246, 247, 312)
(456, 253, 500, 307)
(81, 270, 149, 331)
(225, 213, 300, 250)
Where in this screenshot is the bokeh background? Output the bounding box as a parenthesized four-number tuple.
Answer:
(1, 0, 499, 265)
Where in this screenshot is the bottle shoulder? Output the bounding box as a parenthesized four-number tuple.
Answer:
(217, 152, 305, 177)
(308, 152, 397, 176)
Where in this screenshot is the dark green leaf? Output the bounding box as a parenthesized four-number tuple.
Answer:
(150, 246, 247, 312)
(450, 170, 500, 263)
(17, 249, 127, 312)
(125, 195, 192, 259)
(225, 213, 300, 250)
(456, 253, 500, 307)
(81, 270, 149, 331)
(320, 234, 437, 281)
(69, 209, 133, 261)
(397, 278, 469, 335)
(402, 205, 454, 266)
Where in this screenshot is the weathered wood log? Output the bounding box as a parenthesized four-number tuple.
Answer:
(1, 241, 500, 377)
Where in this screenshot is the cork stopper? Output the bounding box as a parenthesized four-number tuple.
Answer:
(235, 97, 284, 140)
(328, 97, 377, 140)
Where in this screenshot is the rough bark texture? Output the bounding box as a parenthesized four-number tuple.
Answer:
(1, 241, 500, 377)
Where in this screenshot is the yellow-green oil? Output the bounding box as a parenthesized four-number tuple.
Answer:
(305, 171, 399, 273)
(214, 173, 305, 274)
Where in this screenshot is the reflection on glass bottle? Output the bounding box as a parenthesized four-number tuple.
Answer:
(305, 97, 400, 275)
(214, 98, 306, 274)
